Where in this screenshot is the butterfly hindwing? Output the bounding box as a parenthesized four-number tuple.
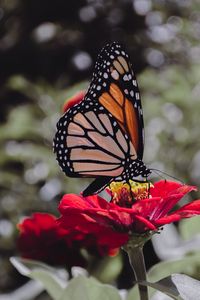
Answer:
(54, 99, 137, 178)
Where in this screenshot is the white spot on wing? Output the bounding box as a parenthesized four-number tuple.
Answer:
(132, 80, 137, 86)
(136, 93, 140, 100)
(111, 70, 119, 80)
(103, 72, 108, 79)
(123, 74, 129, 81)
(130, 90, 134, 97)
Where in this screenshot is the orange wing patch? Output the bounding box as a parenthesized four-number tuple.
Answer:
(110, 83, 124, 105)
(125, 99, 139, 153)
(99, 90, 123, 123)
(99, 83, 139, 153)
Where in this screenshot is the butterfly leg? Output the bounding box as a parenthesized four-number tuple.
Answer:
(148, 180, 150, 198)
(82, 176, 112, 197)
(126, 180, 134, 202)
(130, 178, 148, 183)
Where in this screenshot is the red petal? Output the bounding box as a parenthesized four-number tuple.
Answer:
(97, 229, 129, 249)
(174, 199, 200, 217)
(148, 194, 184, 219)
(132, 195, 185, 220)
(59, 194, 110, 212)
(155, 199, 200, 226)
(134, 215, 157, 231)
(58, 214, 101, 233)
(143, 180, 197, 219)
(154, 214, 181, 225)
(132, 197, 162, 218)
(18, 213, 57, 235)
(59, 216, 128, 251)
(62, 91, 85, 112)
(18, 213, 79, 266)
(59, 194, 134, 230)
(150, 180, 196, 198)
(33, 213, 57, 229)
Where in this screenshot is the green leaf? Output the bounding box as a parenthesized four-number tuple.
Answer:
(59, 276, 122, 300)
(10, 257, 68, 300)
(140, 273, 200, 300)
(126, 252, 200, 300)
(126, 283, 155, 300)
(148, 252, 200, 282)
(126, 285, 139, 300)
(179, 216, 200, 240)
(90, 254, 123, 283)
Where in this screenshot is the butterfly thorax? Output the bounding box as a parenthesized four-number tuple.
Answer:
(120, 158, 151, 182)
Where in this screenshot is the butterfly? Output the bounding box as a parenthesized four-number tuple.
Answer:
(53, 42, 151, 196)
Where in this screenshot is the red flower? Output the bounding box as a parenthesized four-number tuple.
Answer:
(58, 180, 200, 249)
(62, 91, 85, 113)
(17, 213, 86, 267)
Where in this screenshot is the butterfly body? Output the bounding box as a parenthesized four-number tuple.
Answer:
(54, 42, 151, 195)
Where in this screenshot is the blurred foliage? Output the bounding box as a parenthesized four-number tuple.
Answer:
(141, 63, 200, 187)
(179, 215, 200, 241)
(0, 0, 200, 298)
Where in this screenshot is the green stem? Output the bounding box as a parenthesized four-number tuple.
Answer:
(124, 243, 148, 300)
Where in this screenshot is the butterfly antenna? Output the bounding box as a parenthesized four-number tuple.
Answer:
(150, 169, 166, 181)
(150, 168, 184, 184)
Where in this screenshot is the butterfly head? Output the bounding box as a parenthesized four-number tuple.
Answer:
(142, 165, 152, 178)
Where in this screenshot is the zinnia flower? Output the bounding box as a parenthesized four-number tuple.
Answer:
(17, 213, 87, 267)
(18, 211, 118, 268)
(58, 180, 200, 249)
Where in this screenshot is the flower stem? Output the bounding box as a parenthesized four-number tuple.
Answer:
(124, 243, 148, 300)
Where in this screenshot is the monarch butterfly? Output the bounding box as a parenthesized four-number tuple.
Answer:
(53, 42, 151, 196)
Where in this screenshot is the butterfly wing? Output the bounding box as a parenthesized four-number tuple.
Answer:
(54, 42, 145, 194)
(54, 101, 136, 178)
(89, 42, 144, 159)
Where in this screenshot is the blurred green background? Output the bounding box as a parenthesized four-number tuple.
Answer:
(0, 0, 200, 298)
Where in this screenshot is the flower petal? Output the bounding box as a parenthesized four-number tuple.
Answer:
(134, 215, 157, 231)
(145, 180, 197, 219)
(150, 180, 197, 198)
(17, 213, 85, 266)
(155, 200, 200, 226)
(58, 214, 129, 250)
(59, 194, 110, 212)
(62, 91, 85, 113)
(174, 199, 200, 217)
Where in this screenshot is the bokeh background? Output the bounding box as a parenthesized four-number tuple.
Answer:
(0, 0, 200, 298)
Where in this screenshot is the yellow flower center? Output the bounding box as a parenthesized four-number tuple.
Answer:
(108, 180, 153, 207)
